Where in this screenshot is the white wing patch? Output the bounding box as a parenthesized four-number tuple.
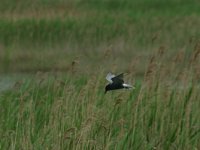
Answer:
(106, 73, 115, 83)
(123, 83, 135, 89)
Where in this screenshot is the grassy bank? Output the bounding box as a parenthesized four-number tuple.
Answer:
(1, 0, 200, 47)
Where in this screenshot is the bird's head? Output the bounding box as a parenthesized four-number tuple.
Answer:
(105, 84, 110, 94)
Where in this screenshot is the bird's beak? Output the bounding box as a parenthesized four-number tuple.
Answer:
(104, 90, 107, 94)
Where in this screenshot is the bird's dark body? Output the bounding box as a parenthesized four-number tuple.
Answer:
(105, 74, 124, 93)
(105, 83, 124, 91)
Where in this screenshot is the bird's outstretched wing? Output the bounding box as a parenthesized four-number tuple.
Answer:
(113, 73, 123, 79)
(112, 73, 124, 83)
(106, 72, 115, 83)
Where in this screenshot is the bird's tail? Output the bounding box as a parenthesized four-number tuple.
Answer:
(123, 83, 135, 89)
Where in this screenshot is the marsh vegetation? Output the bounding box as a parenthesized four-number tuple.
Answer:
(0, 0, 200, 149)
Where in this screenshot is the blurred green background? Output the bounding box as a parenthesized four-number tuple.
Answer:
(0, 0, 200, 73)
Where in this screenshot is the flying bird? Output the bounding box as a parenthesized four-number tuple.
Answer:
(105, 72, 134, 93)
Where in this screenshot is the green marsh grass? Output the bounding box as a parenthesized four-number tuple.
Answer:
(0, 49, 200, 149)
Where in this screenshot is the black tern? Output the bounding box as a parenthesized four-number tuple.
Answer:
(105, 72, 134, 93)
